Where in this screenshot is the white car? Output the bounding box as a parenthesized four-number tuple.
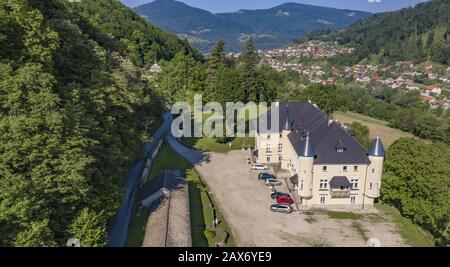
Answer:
(265, 179, 282, 186)
(251, 163, 269, 170)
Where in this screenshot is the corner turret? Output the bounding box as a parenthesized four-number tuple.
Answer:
(368, 135, 385, 157)
(299, 132, 315, 157)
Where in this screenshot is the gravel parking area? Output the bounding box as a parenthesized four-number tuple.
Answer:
(192, 150, 406, 247)
(167, 135, 406, 247)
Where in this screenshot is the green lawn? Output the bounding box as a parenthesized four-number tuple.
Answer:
(376, 204, 435, 247)
(327, 211, 363, 220)
(180, 110, 256, 153)
(125, 139, 234, 247)
(125, 207, 150, 247)
(180, 136, 255, 153)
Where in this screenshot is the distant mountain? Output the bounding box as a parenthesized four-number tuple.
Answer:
(305, 0, 450, 64)
(134, 0, 371, 52)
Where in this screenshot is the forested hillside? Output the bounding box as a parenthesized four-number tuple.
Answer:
(0, 0, 194, 246)
(135, 0, 370, 52)
(305, 0, 450, 64)
(69, 0, 200, 67)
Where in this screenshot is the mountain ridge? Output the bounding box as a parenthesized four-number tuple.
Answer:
(305, 0, 450, 64)
(134, 0, 371, 52)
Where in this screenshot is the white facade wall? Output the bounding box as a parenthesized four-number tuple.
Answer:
(255, 131, 383, 208)
(256, 132, 282, 164)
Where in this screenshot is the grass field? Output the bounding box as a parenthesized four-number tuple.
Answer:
(376, 204, 435, 247)
(180, 136, 255, 153)
(125, 207, 151, 247)
(327, 211, 363, 220)
(179, 109, 257, 153)
(333, 111, 415, 148)
(125, 140, 234, 247)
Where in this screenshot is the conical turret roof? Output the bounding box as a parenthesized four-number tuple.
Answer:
(283, 103, 291, 131)
(299, 132, 315, 157)
(368, 135, 385, 157)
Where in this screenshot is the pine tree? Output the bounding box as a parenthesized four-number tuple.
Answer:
(241, 38, 259, 102)
(206, 40, 226, 101)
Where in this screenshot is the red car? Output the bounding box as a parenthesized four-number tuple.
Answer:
(276, 196, 294, 205)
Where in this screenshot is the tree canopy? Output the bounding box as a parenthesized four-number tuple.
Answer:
(381, 138, 450, 245)
(0, 0, 189, 246)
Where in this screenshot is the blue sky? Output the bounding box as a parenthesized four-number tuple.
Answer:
(121, 0, 429, 13)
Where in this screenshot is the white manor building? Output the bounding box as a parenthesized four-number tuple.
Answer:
(255, 102, 385, 208)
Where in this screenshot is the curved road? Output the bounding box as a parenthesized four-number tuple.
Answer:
(108, 112, 173, 247)
(166, 134, 206, 165)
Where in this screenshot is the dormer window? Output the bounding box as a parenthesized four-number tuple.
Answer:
(336, 147, 345, 153)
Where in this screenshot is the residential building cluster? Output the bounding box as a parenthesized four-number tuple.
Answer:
(258, 41, 354, 59)
(258, 41, 450, 110)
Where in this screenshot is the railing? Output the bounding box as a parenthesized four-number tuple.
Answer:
(330, 188, 351, 198)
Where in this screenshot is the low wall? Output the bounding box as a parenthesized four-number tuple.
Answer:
(107, 113, 172, 247)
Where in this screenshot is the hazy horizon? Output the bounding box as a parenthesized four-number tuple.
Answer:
(121, 0, 429, 13)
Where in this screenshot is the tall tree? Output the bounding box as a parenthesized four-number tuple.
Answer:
(206, 40, 226, 101)
(240, 38, 259, 102)
(157, 52, 206, 104)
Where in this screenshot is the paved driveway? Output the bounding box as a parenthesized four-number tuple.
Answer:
(167, 136, 406, 247)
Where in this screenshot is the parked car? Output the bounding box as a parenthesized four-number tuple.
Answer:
(271, 192, 290, 199)
(270, 204, 293, 214)
(276, 196, 294, 205)
(251, 163, 269, 170)
(258, 172, 276, 180)
(265, 178, 282, 186)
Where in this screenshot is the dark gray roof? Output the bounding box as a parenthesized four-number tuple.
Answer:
(258, 102, 371, 164)
(297, 132, 315, 157)
(329, 176, 351, 189)
(257, 101, 328, 134)
(368, 136, 385, 157)
(312, 122, 370, 164)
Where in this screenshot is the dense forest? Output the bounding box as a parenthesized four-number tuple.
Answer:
(1, 0, 448, 247)
(154, 38, 283, 105)
(382, 138, 449, 246)
(0, 0, 194, 246)
(304, 0, 450, 65)
(71, 0, 201, 67)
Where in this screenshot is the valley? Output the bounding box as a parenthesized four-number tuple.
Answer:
(133, 0, 370, 52)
